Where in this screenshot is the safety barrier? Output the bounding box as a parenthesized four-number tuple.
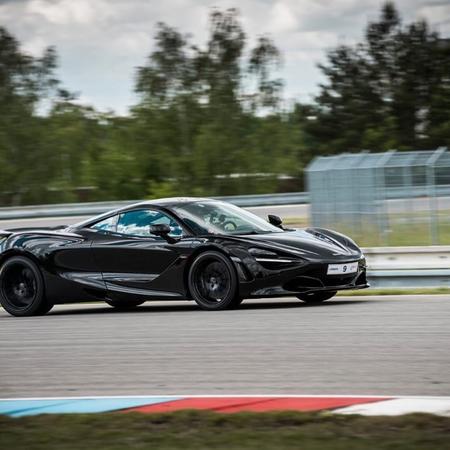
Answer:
(1, 185, 449, 220)
(364, 246, 450, 288)
(0, 193, 309, 220)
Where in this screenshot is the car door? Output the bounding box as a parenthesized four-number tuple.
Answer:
(89, 208, 186, 300)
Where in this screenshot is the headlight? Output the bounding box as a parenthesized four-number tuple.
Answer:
(248, 247, 302, 267)
(248, 247, 279, 258)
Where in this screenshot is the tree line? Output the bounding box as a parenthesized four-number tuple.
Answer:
(0, 2, 448, 206)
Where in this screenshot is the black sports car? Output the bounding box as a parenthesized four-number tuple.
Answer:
(0, 198, 368, 316)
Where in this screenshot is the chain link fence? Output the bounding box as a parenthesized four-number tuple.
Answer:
(306, 148, 450, 246)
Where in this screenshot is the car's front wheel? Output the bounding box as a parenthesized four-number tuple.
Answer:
(296, 291, 337, 304)
(188, 251, 240, 310)
(0, 256, 53, 317)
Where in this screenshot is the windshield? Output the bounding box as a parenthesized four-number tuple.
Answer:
(173, 201, 284, 235)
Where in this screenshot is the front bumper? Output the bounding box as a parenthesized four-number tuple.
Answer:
(236, 257, 369, 298)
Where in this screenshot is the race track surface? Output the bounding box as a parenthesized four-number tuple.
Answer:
(1, 295, 449, 398)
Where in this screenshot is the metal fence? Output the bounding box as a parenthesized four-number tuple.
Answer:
(306, 148, 450, 246)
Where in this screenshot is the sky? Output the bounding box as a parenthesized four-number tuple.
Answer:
(1, 0, 449, 115)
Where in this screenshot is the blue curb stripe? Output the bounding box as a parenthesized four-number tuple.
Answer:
(0, 397, 182, 417)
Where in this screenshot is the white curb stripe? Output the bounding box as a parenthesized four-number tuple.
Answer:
(335, 398, 450, 416)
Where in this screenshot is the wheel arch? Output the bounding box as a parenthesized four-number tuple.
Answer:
(0, 249, 42, 268)
(183, 244, 237, 299)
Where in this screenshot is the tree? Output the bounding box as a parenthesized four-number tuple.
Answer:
(0, 27, 60, 204)
(134, 9, 292, 196)
(304, 2, 450, 154)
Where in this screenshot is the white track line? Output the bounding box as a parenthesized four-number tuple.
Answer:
(1, 395, 449, 401)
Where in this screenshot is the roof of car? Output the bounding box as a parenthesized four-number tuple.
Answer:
(71, 197, 218, 229)
(130, 197, 214, 207)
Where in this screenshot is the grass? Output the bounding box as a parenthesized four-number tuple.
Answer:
(1, 411, 450, 450)
(284, 217, 309, 227)
(285, 214, 450, 247)
(338, 287, 450, 296)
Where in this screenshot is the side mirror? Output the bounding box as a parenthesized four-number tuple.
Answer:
(149, 223, 176, 243)
(268, 214, 283, 229)
(150, 223, 171, 236)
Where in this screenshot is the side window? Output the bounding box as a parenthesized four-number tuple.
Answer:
(116, 210, 183, 238)
(91, 215, 118, 232)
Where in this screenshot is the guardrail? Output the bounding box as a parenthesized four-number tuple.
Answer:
(364, 246, 450, 288)
(1, 185, 450, 220)
(0, 193, 310, 220)
(0, 200, 137, 221)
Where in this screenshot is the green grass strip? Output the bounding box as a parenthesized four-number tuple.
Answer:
(1, 411, 449, 450)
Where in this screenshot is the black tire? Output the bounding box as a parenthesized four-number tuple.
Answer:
(105, 299, 145, 310)
(296, 291, 337, 304)
(188, 251, 240, 311)
(0, 256, 53, 317)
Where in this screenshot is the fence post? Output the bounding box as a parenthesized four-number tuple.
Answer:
(427, 147, 446, 245)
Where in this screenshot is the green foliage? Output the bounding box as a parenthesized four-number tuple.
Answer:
(304, 1, 450, 154)
(132, 8, 294, 198)
(0, 3, 449, 206)
(0, 27, 61, 204)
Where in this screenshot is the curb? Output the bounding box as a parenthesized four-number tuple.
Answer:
(1, 395, 450, 417)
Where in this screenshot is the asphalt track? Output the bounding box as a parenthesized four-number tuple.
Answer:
(1, 295, 449, 398)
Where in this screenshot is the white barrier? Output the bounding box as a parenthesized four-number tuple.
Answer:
(364, 246, 450, 288)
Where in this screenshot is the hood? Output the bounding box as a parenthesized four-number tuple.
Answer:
(235, 228, 362, 260)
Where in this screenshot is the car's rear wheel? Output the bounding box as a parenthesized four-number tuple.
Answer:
(0, 256, 53, 316)
(296, 291, 337, 304)
(105, 299, 145, 310)
(188, 251, 240, 310)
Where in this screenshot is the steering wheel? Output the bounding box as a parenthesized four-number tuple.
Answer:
(222, 220, 237, 232)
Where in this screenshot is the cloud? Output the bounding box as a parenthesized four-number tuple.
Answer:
(26, 0, 99, 25)
(269, 1, 298, 33)
(0, 0, 447, 115)
(21, 35, 48, 55)
(416, 3, 450, 32)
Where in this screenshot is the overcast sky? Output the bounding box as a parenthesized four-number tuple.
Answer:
(1, 0, 449, 115)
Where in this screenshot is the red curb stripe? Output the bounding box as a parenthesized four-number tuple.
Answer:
(125, 397, 390, 413)
(220, 397, 390, 413)
(125, 397, 270, 413)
